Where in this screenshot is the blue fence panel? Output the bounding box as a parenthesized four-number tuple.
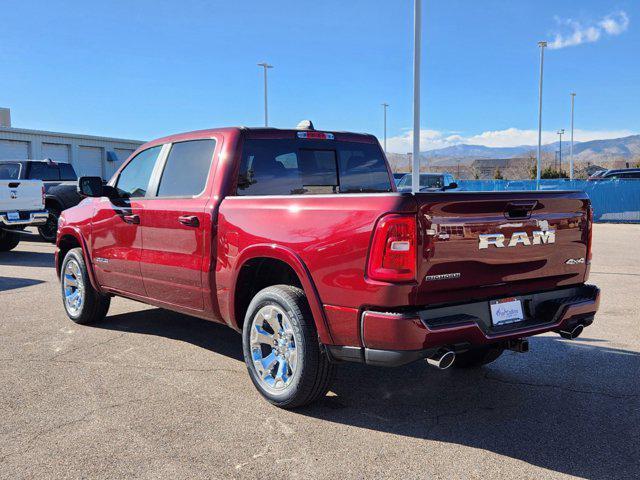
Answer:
(457, 179, 640, 223)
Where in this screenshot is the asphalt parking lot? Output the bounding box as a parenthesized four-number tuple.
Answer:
(1, 225, 638, 480)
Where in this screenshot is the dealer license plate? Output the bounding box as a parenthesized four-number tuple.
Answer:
(490, 297, 524, 326)
(7, 211, 19, 221)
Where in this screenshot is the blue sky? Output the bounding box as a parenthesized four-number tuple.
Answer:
(1, 0, 638, 152)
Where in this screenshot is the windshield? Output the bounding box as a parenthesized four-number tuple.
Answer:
(0, 162, 21, 179)
(237, 139, 392, 195)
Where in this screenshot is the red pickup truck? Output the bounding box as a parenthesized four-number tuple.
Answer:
(55, 124, 600, 408)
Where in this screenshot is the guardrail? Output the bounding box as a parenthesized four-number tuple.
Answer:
(456, 179, 640, 223)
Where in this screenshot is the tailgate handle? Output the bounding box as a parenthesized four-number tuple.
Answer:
(8, 182, 20, 188)
(504, 201, 537, 219)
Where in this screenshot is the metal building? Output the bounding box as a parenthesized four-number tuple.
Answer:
(0, 108, 143, 180)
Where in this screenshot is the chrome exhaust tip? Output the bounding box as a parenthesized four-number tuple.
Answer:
(426, 349, 456, 370)
(559, 324, 584, 340)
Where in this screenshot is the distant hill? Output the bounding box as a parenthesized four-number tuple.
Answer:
(420, 134, 640, 165)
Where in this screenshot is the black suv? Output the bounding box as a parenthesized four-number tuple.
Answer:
(0, 160, 82, 241)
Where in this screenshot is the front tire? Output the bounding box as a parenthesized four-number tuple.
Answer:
(38, 207, 60, 243)
(61, 248, 110, 324)
(0, 229, 21, 251)
(242, 285, 335, 409)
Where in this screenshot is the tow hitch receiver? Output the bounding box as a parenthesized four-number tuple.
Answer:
(507, 338, 529, 353)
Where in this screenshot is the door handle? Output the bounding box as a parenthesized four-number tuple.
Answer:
(178, 215, 200, 227)
(122, 214, 140, 224)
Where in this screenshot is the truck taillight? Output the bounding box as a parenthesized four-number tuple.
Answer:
(367, 214, 417, 282)
(587, 206, 593, 262)
(42, 185, 46, 206)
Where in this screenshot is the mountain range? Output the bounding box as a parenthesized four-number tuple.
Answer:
(421, 134, 640, 166)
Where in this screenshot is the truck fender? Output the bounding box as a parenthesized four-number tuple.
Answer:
(56, 226, 103, 294)
(230, 244, 334, 345)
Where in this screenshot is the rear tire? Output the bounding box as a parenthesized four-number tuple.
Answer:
(38, 206, 60, 243)
(454, 345, 504, 368)
(61, 248, 110, 324)
(242, 285, 335, 409)
(0, 229, 21, 251)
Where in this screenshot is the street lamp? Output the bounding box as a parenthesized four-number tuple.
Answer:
(412, 0, 422, 194)
(381, 103, 389, 153)
(570, 93, 576, 180)
(257, 62, 274, 127)
(536, 41, 547, 189)
(557, 129, 565, 173)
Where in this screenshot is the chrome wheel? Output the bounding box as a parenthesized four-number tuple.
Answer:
(63, 258, 85, 316)
(249, 304, 298, 392)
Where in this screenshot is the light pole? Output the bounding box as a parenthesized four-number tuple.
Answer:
(570, 93, 576, 180)
(381, 103, 389, 153)
(412, 0, 422, 194)
(557, 129, 565, 173)
(257, 62, 274, 127)
(536, 41, 547, 189)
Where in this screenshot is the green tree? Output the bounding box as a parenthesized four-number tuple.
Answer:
(540, 167, 568, 179)
(493, 168, 504, 180)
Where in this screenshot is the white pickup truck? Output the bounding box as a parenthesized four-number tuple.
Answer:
(0, 178, 48, 251)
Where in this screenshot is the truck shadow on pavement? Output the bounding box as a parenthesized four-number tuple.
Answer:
(96, 309, 639, 479)
(0, 276, 45, 292)
(0, 250, 54, 268)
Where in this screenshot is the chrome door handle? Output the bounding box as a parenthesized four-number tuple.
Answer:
(122, 214, 140, 224)
(178, 215, 199, 227)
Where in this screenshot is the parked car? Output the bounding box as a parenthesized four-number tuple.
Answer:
(587, 168, 640, 180)
(0, 159, 82, 242)
(55, 123, 600, 408)
(0, 174, 47, 251)
(396, 172, 458, 192)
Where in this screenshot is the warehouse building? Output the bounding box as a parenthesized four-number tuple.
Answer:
(0, 108, 143, 180)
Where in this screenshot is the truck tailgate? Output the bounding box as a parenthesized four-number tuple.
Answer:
(415, 191, 591, 306)
(0, 180, 44, 213)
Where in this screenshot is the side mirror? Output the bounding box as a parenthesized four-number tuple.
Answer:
(444, 182, 458, 190)
(77, 176, 104, 197)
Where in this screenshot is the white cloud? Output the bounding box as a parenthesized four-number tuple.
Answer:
(548, 11, 629, 50)
(383, 128, 636, 153)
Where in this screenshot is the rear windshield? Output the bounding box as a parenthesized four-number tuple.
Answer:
(0, 162, 21, 179)
(398, 174, 443, 189)
(236, 139, 392, 195)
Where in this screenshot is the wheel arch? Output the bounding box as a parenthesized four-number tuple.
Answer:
(56, 227, 102, 294)
(230, 244, 333, 345)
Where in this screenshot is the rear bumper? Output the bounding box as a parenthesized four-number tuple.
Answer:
(0, 210, 48, 227)
(327, 284, 600, 367)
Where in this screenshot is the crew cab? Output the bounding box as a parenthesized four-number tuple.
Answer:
(55, 124, 600, 408)
(0, 159, 80, 242)
(0, 173, 47, 251)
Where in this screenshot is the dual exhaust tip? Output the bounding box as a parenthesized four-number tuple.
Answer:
(426, 349, 456, 370)
(559, 324, 584, 340)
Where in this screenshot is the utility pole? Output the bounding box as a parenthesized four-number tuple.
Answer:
(382, 103, 389, 152)
(412, 0, 422, 194)
(557, 129, 565, 173)
(257, 62, 274, 126)
(570, 93, 576, 180)
(536, 41, 547, 189)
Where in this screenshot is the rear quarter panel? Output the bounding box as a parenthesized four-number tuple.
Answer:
(216, 194, 417, 329)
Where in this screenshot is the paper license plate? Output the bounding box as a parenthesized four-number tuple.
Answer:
(490, 297, 524, 326)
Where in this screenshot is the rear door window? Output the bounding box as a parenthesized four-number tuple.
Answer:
(237, 139, 391, 195)
(59, 163, 77, 181)
(157, 139, 216, 197)
(116, 146, 162, 198)
(28, 162, 60, 181)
